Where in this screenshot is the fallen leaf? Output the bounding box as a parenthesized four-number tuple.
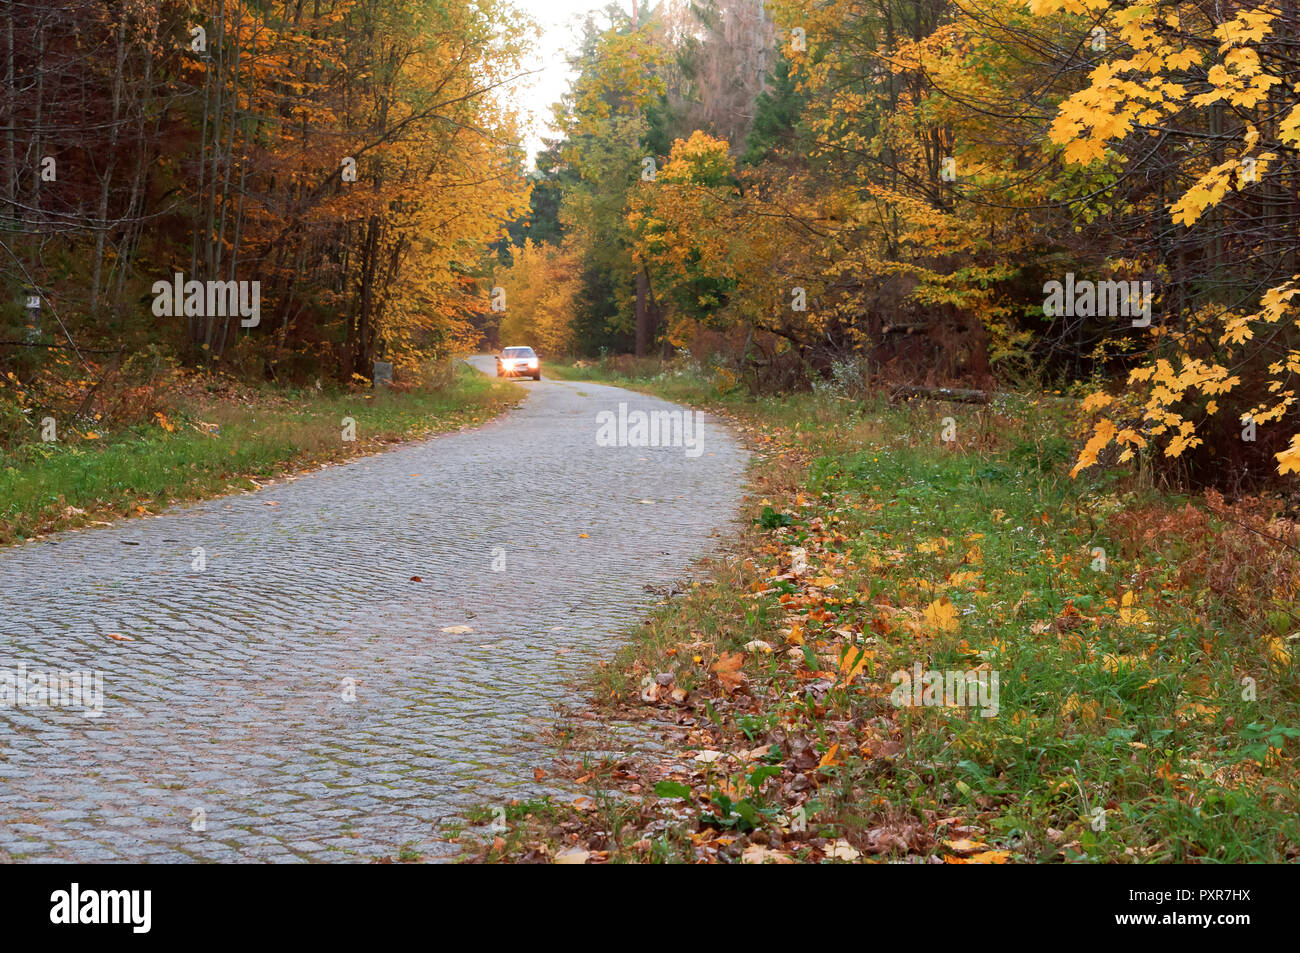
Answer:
(923, 597, 961, 633)
(1266, 636, 1291, 671)
(838, 645, 871, 686)
(712, 652, 746, 692)
(743, 844, 794, 864)
(825, 839, 860, 861)
(818, 742, 841, 769)
(950, 849, 1011, 864)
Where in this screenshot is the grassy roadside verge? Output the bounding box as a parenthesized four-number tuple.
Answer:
(0, 362, 521, 545)
(465, 357, 1300, 864)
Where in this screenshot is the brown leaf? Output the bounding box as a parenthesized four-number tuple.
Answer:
(712, 651, 746, 692)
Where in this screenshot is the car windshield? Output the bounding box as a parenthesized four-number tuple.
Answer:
(503, 347, 535, 358)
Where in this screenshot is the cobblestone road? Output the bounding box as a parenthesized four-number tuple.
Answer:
(0, 358, 746, 862)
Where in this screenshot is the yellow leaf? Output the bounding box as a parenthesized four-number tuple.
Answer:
(1275, 436, 1300, 475)
(923, 597, 961, 633)
(965, 850, 1011, 864)
(1266, 637, 1291, 671)
(1070, 418, 1117, 477)
(1080, 391, 1113, 413)
(838, 646, 872, 686)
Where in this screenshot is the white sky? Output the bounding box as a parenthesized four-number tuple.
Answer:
(508, 0, 629, 165)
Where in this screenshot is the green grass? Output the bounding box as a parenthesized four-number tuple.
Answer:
(0, 363, 521, 544)
(545, 355, 739, 407)
(811, 409, 1299, 862)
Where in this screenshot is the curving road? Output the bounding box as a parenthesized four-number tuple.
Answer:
(0, 357, 746, 862)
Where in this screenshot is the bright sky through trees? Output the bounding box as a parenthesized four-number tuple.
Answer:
(513, 0, 616, 163)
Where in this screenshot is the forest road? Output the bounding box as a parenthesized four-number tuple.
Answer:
(0, 357, 746, 861)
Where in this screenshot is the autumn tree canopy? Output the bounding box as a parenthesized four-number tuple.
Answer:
(2, 0, 530, 384)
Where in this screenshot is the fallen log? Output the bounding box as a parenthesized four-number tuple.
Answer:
(889, 385, 992, 404)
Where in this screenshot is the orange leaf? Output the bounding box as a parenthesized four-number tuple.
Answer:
(712, 652, 746, 692)
(818, 742, 841, 769)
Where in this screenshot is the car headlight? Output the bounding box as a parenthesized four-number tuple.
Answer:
(501, 359, 515, 369)
(527, 359, 538, 368)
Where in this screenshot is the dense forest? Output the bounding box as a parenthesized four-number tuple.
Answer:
(1, 0, 528, 419)
(4, 0, 1300, 489)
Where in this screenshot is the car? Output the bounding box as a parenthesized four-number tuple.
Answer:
(496, 345, 541, 380)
